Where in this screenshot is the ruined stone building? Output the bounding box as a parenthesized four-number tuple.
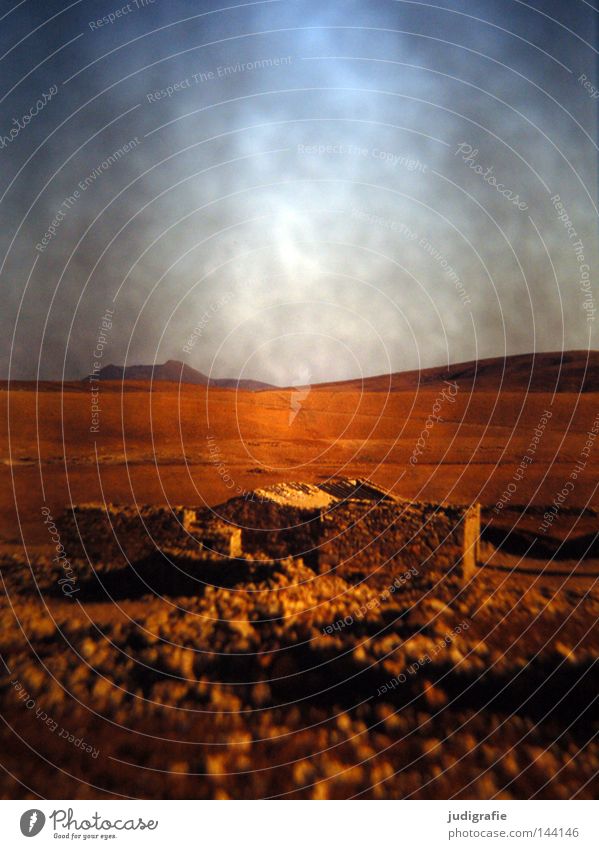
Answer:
(57, 479, 481, 591)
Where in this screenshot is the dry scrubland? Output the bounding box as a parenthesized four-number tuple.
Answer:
(0, 351, 598, 798)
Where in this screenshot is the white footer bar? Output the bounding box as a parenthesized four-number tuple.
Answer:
(0, 799, 597, 847)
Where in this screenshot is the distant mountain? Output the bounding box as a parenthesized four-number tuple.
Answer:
(89, 360, 276, 390)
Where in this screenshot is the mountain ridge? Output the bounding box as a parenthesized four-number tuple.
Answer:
(89, 360, 276, 391)
(87, 351, 599, 394)
(2, 351, 596, 392)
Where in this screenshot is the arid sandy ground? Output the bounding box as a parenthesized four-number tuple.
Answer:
(0, 351, 598, 798)
(2, 352, 599, 542)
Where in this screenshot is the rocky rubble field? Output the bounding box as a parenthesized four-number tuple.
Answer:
(0, 496, 597, 798)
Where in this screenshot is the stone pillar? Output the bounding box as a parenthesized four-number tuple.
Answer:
(199, 521, 243, 558)
(181, 508, 196, 531)
(461, 503, 481, 581)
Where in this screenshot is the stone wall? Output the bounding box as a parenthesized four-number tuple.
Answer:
(213, 497, 322, 565)
(317, 500, 480, 587)
(57, 496, 481, 581)
(58, 504, 241, 564)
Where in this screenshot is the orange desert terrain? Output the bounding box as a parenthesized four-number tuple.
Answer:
(0, 350, 597, 798)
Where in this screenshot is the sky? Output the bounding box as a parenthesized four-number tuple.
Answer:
(1, 0, 598, 384)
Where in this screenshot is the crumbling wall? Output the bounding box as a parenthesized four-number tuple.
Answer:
(317, 501, 480, 587)
(212, 498, 321, 564)
(58, 504, 241, 564)
(57, 496, 481, 581)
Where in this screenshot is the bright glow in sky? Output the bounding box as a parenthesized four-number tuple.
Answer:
(1, 0, 597, 383)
